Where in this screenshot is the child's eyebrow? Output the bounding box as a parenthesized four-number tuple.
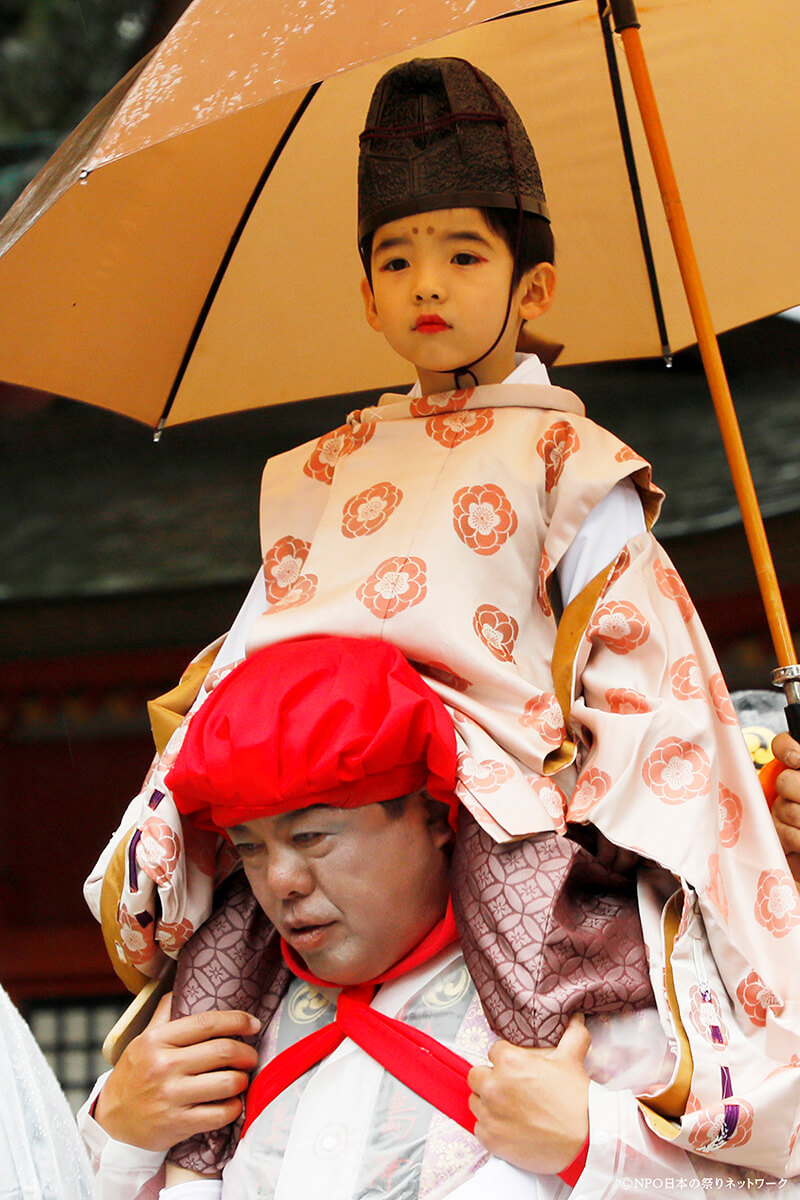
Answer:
(442, 230, 492, 248)
(372, 234, 412, 257)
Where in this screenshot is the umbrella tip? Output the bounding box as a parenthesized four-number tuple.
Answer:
(153, 418, 165, 444)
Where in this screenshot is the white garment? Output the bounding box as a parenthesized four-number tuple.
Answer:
(78, 949, 798, 1200)
(0, 984, 93, 1199)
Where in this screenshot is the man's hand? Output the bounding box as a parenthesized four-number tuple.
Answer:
(771, 732, 800, 882)
(94, 994, 261, 1150)
(467, 1014, 591, 1175)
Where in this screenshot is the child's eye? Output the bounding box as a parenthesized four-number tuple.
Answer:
(379, 257, 409, 272)
(452, 251, 483, 266)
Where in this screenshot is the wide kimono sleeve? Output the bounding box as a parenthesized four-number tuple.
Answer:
(563, 529, 800, 1176)
(578, 1082, 800, 1197)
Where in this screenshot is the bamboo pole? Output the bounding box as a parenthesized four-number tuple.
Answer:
(610, 2, 797, 679)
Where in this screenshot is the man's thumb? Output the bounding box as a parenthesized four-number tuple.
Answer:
(556, 1013, 591, 1062)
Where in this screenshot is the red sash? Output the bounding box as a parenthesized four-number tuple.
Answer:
(241, 898, 588, 1187)
(242, 899, 474, 1135)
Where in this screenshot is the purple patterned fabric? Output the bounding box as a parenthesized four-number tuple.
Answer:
(451, 808, 655, 1047)
(167, 813, 654, 1173)
(167, 872, 291, 1174)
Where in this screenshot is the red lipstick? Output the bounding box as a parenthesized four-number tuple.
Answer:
(414, 314, 449, 333)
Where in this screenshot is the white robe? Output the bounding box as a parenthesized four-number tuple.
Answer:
(77, 949, 800, 1200)
(0, 983, 93, 1199)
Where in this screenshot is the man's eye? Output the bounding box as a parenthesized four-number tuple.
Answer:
(379, 257, 409, 272)
(292, 831, 324, 846)
(452, 251, 482, 266)
(234, 842, 260, 858)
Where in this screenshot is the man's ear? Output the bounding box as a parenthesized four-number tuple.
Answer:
(517, 261, 557, 322)
(360, 276, 382, 333)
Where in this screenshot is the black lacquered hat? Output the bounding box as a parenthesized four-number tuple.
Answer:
(358, 57, 549, 244)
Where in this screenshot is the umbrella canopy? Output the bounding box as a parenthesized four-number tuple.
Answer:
(0, 0, 798, 429)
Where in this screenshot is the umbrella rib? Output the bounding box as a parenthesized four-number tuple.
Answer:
(489, 1, 581, 19)
(597, 0, 671, 363)
(155, 82, 322, 437)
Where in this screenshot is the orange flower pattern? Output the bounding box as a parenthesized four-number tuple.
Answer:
(303, 425, 350, 485)
(268, 573, 318, 611)
(117, 904, 157, 968)
(452, 483, 518, 556)
(736, 969, 781, 1027)
(425, 408, 494, 448)
(457, 752, 515, 795)
(670, 655, 706, 701)
(754, 869, 800, 937)
(792, 1123, 800, 1158)
(614, 445, 642, 464)
(472, 605, 519, 663)
(707, 853, 729, 923)
(537, 552, 552, 617)
(410, 388, 472, 417)
(689, 984, 729, 1046)
(159, 720, 189, 771)
(341, 481, 403, 538)
(568, 767, 612, 821)
(641, 737, 711, 804)
(688, 1100, 754, 1153)
(303, 422, 375, 485)
(717, 785, 743, 848)
(204, 661, 243, 695)
(157, 917, 196, 955)
(587, 600, 650, 655)
(136, 815, 181, 887)
(654, 558, 695, 622)
(536, 420, 580, 492)
(603, 546, 631, 594)
(527, 776, 568, 825)
(519, 693, 565, 746)
(357, 556, 427, 619)
(709, 673, 739, 726)
(605, 687, 651, 715)
(262, 535, 311, 602)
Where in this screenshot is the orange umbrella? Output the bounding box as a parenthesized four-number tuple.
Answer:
(0, 0, 798, 699)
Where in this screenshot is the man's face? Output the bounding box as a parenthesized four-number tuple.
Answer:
(227, 794, 452, 986)
(361, 207, 537, 394)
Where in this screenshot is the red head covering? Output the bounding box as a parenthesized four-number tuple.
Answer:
(167, 636, 459, 835)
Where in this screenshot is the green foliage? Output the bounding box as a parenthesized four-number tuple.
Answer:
(0, 0, 157, 135)
(0, 0, 158, 210)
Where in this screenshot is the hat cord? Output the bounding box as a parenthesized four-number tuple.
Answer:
(452, 60, 526, 390)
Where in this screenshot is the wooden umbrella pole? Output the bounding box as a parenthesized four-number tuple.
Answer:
(610, 2, 797, 675)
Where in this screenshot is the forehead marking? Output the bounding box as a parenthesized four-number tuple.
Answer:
(426, 226, 434, 235)
(412, 225, 419, 235)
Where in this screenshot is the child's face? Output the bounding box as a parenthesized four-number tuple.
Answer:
(228, 793, 452, 985)
(362, 207, 553, 393)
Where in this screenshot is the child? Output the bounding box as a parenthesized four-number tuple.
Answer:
(85, 57, 800, 1181)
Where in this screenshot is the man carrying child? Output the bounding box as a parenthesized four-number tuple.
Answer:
(81, 637, 800, 1198)
(83, 57, 800, 1191)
